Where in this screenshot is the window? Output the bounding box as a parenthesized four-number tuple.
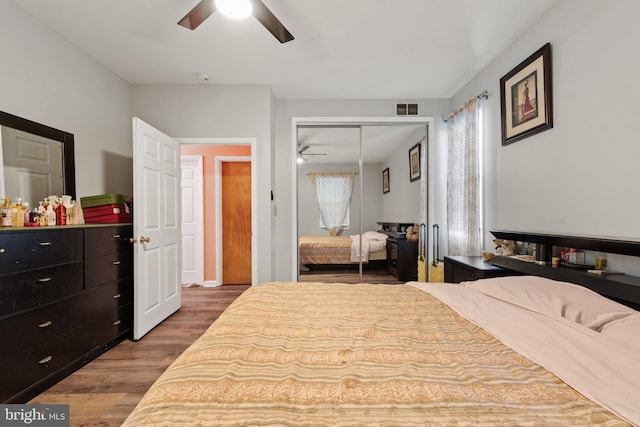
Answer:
(446, 97, 484, 256)
(309, 173, 355, 236)
(320, 206, 350, 229)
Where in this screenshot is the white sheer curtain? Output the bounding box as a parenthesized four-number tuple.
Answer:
(446, 97, 483, 256)
(310, 172, 355, 236)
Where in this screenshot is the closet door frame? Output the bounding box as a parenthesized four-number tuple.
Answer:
(291, 116, 434, 281)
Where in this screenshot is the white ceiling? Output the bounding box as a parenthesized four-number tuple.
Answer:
(298, 125, 426, 164)
(12, 0, 560, 99)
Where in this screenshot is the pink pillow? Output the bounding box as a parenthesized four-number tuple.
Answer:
(600, 313, 640, 352)
(459, 276, 635, 327)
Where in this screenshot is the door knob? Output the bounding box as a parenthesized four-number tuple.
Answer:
(139, 236, 150, 244)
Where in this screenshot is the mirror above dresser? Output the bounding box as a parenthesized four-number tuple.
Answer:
(0, 111, 76, 205)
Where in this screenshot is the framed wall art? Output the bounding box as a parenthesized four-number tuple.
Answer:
(500, 42, 553, 146)
(408, 142, 421, 182)
(382, 168, 390, 193)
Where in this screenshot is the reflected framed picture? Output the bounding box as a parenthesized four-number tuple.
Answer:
(500, 42, 553, 146)
(382, 168, 390, 193)
(408, 142, 421, 182)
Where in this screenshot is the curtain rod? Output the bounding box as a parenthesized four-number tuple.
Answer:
(444, 90, 488, 122)
(306, 172, 359, 175)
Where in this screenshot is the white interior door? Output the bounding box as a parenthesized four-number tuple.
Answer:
(1, 126, 64, 203)
(180, 155, 204, 286)
(133, 117, 181, 340)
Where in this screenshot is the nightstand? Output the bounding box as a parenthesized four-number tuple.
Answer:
(376, 222, 418, 281)
(444, 255, 521, 283)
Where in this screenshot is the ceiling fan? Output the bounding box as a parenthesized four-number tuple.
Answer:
(297, 145, 327, 161)
(178, 0, 295, 44)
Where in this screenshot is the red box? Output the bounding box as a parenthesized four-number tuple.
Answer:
(83, 204, 132, 223)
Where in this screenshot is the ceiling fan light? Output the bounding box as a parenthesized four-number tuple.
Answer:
(215, 0, 252, 19)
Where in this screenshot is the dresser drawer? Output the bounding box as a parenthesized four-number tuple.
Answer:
(0, 330, 93, 403)
(82, 279, 133, 313)
(90, 303, 133, 346)
(0, 229, 83, 274)
(85, 253, 133, 289)
(0, 280, 131, 354)
(387, 241, 398, 260)
(0, 301, 67, 354)
(84, 225, 132, 259)
(0, 262, 84, 318)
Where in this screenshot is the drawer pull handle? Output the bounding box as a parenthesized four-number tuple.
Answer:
(113, 320, 122, 326)
(38, 356, 53, 364)
(38, 320, 53, 328)
(36, 277, 52, 284)
(0, 248, 5, 254)
(38, 241, 52, 246)
(112, 260, 122, 265)
(112, 293, 122, 299)
(113, 234, 121, 238)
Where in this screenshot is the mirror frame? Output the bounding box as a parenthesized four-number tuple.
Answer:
(0, 111, 76, 199)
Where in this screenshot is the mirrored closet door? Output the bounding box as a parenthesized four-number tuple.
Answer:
(296, 123, 427, 284)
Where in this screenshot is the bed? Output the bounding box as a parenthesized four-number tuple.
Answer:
(123, 277, 639, 426)
(299, 231, 388, 265)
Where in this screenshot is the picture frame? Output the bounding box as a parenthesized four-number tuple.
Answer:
(500, 42, 553, 146)
(408, 142, 421, 182)
(382, 168, 390, 193)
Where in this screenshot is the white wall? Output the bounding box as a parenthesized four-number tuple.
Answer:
(381, 126, 425, 223)
(0, 2, 133, 200)
(274, 99, 449, 280)
(450, 0, 640, 273)
(130, 84, 275, 282)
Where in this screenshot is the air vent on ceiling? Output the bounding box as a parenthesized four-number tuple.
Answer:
(396, 103, 419, 116)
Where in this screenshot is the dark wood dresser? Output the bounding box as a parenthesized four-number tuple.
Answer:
(378, 222, 418, 281)
(0, 224, 133, 403)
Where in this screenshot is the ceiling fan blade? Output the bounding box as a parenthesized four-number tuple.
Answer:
(178, 0, 216, 30)
(298, 145, 310, 154)
(250, 0, 295, 43)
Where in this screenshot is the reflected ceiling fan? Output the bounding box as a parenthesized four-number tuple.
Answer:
(178, 0, 295, 43)
(298, 145, 327, 161)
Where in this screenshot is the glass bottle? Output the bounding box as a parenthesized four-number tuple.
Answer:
(595, 252, 608, 270)
(55, 199, 66, 225)
(13, 197, 24, 227)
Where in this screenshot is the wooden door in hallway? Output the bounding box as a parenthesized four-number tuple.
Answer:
(222, 162, 252, 284)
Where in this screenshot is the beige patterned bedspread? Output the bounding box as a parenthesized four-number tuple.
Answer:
(299, 235, 353, 264)
(122, 282, 627, 426)
(299, 235, 385, 264)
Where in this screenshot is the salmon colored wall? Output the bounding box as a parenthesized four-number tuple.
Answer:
(181, 145, 251, 283)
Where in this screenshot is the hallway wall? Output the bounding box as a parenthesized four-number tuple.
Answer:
(181, 144, 252, 283)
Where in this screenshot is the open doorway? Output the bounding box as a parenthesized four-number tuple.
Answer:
(179, 138, 257, 287)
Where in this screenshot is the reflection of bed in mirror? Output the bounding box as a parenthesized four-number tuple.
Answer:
(296, 123, 427, 282)
(299, 231, 388, 269)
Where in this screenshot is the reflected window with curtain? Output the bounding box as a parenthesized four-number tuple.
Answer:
(310, 172, 354, 236)
(446, 95, 484, 256)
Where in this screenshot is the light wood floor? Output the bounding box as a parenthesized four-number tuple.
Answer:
(28, 285, 250, 427)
